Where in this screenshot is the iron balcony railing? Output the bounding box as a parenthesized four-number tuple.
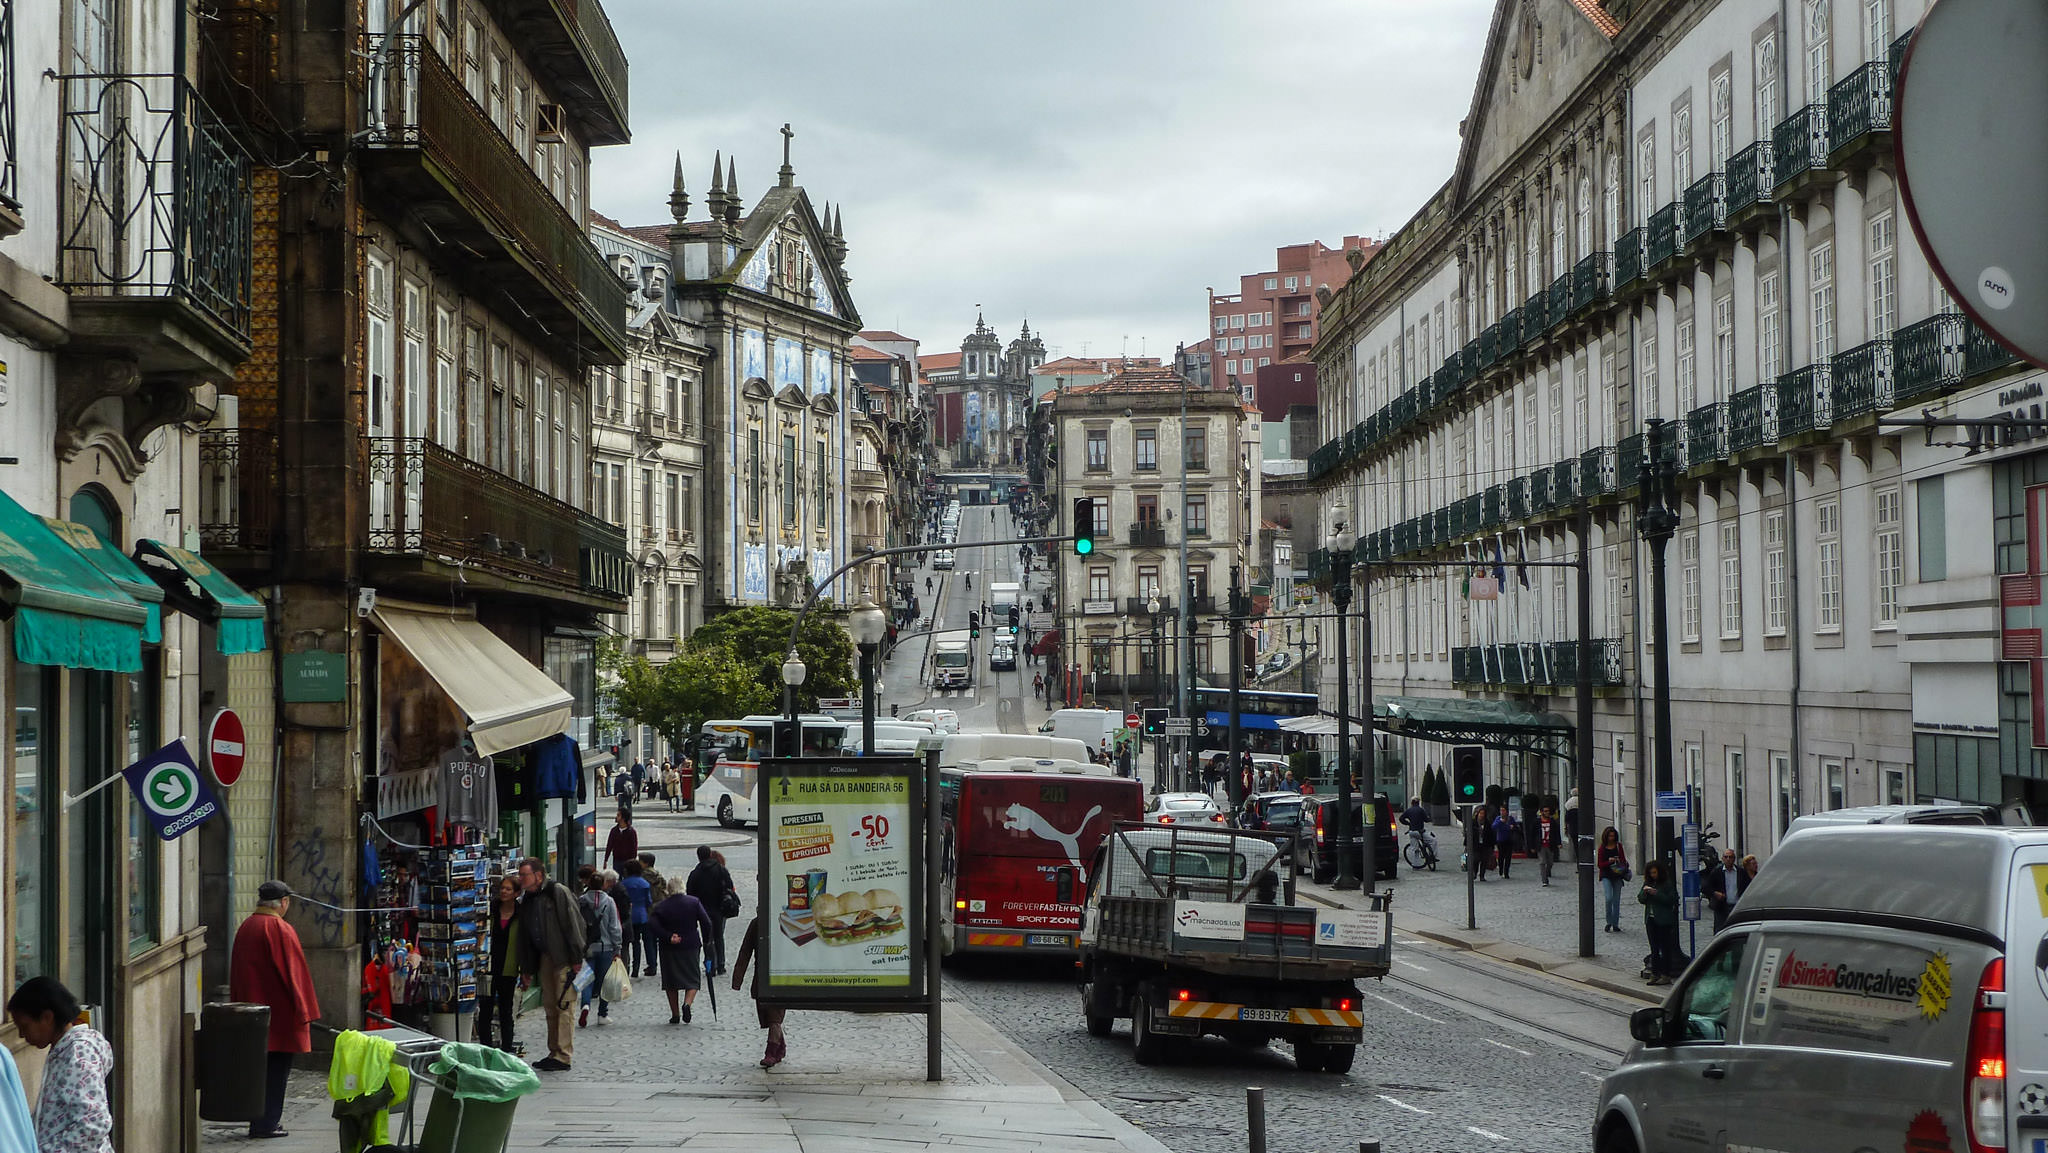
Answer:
(1773, 103, 1830, 189)
(1523, 289, 1549, 338)
(1831, 339, 1895, 419)
(1451, 640, 1625, 688)
(1615, 227, 1647, 289)
(1551, 457, 1581, 504)
(1617, 432, 1647, 490)
(1686, 401, 1730, 467)
(1682, 172, 1728, 247)
(1889, 30, 1914, 84)
(1459, 340, 1480, 383)
(365, 436, 628, 601)
(363, 34, 628, 361)
(1478, 324, 1499, 369)
(1727, 383, 1779, 452)
(1547, 273, 1571, 332)
(1777, 363, 1834, 436)
(1647, 204, 1679, 267)
(1484, 483, 1509, 528)
(0, 0, 15, 219)
(1531, 468, 1556, 514)
(1572, 252, 1612, 312)
(198, 428, 277, 552)
(1582, 445, 1619, 496)
(1727, 140, 1776, 216)
(1507, 475, 1534, 521)
(1500, 308, 1524, 354)
(1828, 59, 1894, 156)
(1128, 522, 1168, 548)
(1966, 318, 2021, 379)
(1893, 313, 1966, 404)
(1452, 646, 1483, 684)
(57, 73, 253, 342)
(1430, 507, 1451, 546)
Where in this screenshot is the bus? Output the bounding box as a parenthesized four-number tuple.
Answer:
(692, 714, 850, 828)
(940, 761, 1144, 957)
(1192, 687, 1321, 758)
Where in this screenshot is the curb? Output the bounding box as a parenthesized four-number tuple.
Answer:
(941, 997, 1179, 1153)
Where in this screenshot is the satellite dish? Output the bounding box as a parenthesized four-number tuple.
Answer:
(1895, 0, 2048, 368)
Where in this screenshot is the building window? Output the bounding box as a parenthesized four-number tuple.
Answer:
(1135, 428, 1157, 471)
(1714, 297, 1735, 399)
(1547, 373, 1564, 460)
(1604, 545, 1623, 639)
(1185, 426, 1207, 470)
(1638, 130, 1657, 224)
(1137, 565, 1161, 600)
(611, 464, 625, 527)
(1186, 494, 1209, 537)
(1711, 71, 1734, 168)
(551, 385, 566, 498)
(1136, 493, 1159, 525)
(462, 325, 485, 459)
(1806, 1, 1833, 103)
(1680, 529, 1702, 643)
(748, 429, 763, 522)
(641, 468, 655, 538)
(1091, 498, 1110, 536)
(816, 437, 828, 529)
(667, 584, 682, 640)
(1875, 485, 1903, 628)
(401, 283, 425, 438)
(665, 474, 680, 538)
(434, 306, 457, 447)
(1863, 0, 1890, 60)
(1088, 568, 1111, 602)
(782, 434, 799, 525)
(1825, 758, 1846, 810)
(1720, 520, 1743, 639)
(1764, 509, 1789, 635)
(1085, 429, 1108, 471)
(678, 475, 694, 533)
(1773, 752, 1795, 845)
(1676, 318, 1697, 413)
(1883, 764, 1907, 806)
(1727, 748, 1747, 856)
(1673, 105, 1694, 190)
(1917, 475, 1947, 581)
(1758, 270, 1783, 380)
(1756, 32, 1781, 132)
(1639, 331, 1659, 418)
(1285, 275, 1298, 291)
(1213, 315, 1227, 334)
(1264, 277, 1277, 290)
(1815, 497, 1843, 632)
(1809, 243, 1836, 362)
(1868, 212, 1898, 342)
(1574, 362, 1590, 455)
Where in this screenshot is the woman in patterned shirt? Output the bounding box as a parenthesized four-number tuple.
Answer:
(6, 977, 113, 1153)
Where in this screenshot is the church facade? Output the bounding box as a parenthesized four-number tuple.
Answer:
(926, 316, 1046, 468)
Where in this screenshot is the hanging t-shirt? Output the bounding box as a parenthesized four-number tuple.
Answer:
(438, 746, 496, 831)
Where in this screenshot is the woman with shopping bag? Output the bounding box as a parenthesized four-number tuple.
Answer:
(575, 868, 621, 1027)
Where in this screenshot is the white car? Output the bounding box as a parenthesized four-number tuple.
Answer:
(1145, 792, 1228, 826)
(903, 708, 960, 734)
(932, 550, 956, 570)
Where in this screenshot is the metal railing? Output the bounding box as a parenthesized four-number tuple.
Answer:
(57, 73, 253, 340)
(1773, 103, 1830, 188)
(1777, 363, 1833, 436)
(1500, 307, 1524, 354)
(1617, 432, 1647, 490)
(1571, 252, 1612, 312)
(199, 428, 276, 552)
(1615, 228, 1646, 289)
(850, 468, 888, 489)
(1523, 289, 1549, 338)
(1127, 522, 1167, 548)
(1547, 273, 1571, 332)
(1893, 313, 1965, 404)
(1682, 172, 1727, 247)
(1965, 319, 2020, 379)
(1727, 383, 1779, 452)
(1582, 445, 1619, 496)
(1531, 467, 1556, 514)
(1478, 323, 1500, 369)
(1828, 59, 1894, 155)
(1686, 401, 1730, 466)
(1647, 203, 1678, 266)
(1831, 338, 1895, 419)
(1451, 640, 1625, 688)
(1727, 140, 1775, 216)
(1551, 457, 1581, 504)
(1127, 596, 1172, 616)
(362, 35, 626, 355)
(1507, 475, 1534, 521)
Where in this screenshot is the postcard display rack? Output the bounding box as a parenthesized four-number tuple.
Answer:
(416, 846, 514, 1039)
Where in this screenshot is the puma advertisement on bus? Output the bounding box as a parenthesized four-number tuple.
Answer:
(941, 765, 1144, 955)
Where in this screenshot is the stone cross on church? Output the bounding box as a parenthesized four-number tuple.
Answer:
(779, 123, 795, 188)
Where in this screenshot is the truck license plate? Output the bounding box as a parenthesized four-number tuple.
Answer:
(1237, 1007, 1290, 1023)
(1027, 934, 1070, 947)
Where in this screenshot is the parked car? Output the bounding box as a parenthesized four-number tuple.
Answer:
(1145, 792, 1228, 826)
(902, 708, 960, 734)
(932, 550, 956, 570)
(1300, 792, 1399, 882)
(1237, 791, 1310, 866)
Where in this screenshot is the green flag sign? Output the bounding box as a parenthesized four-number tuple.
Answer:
(123, 739, 222, 841)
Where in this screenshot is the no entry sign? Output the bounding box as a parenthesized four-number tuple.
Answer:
(207, 708, 247, 787)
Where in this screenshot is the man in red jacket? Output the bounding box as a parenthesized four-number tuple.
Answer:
(231, 880, 322, 1140)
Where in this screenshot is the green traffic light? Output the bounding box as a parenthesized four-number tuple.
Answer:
(1075, 538, 1093, 555)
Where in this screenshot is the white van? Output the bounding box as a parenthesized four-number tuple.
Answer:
(1783, 802, 2017, 838)
(902, 707, 959, 734)
(940, 732, 1091, 772)
(849, 719, 937, 756)
(1039, 708, 1122, 750)
(1595, 825, 2048, 1153)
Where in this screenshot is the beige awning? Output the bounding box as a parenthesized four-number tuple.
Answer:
(371, 603, 573, 757)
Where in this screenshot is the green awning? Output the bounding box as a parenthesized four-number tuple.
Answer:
(42, 519, 164, 645)
(0, 491, 147, 672)
(133, 539, 268, 655)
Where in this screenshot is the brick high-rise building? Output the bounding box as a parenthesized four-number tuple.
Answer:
(1208, 237, 1382, 386)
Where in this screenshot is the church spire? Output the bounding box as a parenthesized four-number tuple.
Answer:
(667, 153, 690, 224)
(708, 150, 726, 217)
(724, 156, 742, 225)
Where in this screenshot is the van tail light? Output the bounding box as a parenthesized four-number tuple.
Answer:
(1175, 989, 1193, 1002)
(1967, 957, 2007, 1152)
(1315, 806, 1326, 843)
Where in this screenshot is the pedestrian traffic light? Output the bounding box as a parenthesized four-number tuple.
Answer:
(1142, 708, 1168, 737)
(1452, 745, 1484, 804)
(1073, 497, 1094, 555)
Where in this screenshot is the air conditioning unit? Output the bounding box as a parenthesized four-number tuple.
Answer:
(535, 103, 566, 144)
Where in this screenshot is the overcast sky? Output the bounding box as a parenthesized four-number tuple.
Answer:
(591, 1, 1492, 361)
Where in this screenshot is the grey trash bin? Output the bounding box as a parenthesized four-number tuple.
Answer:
(197, 1002, 272, 1122)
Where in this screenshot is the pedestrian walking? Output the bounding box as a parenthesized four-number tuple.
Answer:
(602, 810, 638, 872)
(8, 977, 113, 1153)
(731, 915, 787, 1067)
(664, 762, 684, 812)
(620, 860, 657, 977)
(638, 852, 671, 903)
(1470, 806, 1494, 880)
(229, 879, 321, 1139)
(1032, 672, 1043, 700)
(1534, 803, 1564, 886)
(1735, 854, 1760, 901)
(629, 758, 647, 800)
(514, 856, 587, 1071)
(1491, 807, 1517, 878)
(1638, 861, 1683, 984)
(1596, 827, 1630, 931)
(686, 845, 738, 975)
(479, 876, 522, 1051)
(576, 869, 621, 1028)
(1702, 848, 1734, 934)
(648, 887, 717, 1025)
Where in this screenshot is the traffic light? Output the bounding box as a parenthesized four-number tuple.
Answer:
(1451, 745, 1484, 805)
(1073, 497, 1094, 555)
(1142, 708, 1168, 737)
(1008, 605, 1020, 628)
(969, 610, 981, 639)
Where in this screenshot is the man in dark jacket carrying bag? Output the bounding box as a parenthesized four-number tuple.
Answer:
(515, 856, 587, 1071)
(685, 845, 738, 975)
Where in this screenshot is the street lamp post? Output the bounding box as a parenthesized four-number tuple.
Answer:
(1148, 596, 1164, 792)
(850, 598, 888, 757)
(1329, 510, 1361, 892)
(1637, 418, 1681, 867)
(1225, 576, 1246, 812)
(780, 648, 808, 757)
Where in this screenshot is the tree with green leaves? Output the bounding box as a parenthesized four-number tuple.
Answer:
(687, 605, 856, 712)
(610, 642, 774, 763)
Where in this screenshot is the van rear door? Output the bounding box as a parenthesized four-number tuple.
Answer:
(2002, 847, 2048, 1151)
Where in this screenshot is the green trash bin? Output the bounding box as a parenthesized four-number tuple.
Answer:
(418, 1042, 540, 1153)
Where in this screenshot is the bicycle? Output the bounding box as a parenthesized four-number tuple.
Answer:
(1403, 824, 1440, 871)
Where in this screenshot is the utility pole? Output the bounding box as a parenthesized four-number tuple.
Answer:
(1638, 419, 1680, 867)
(1226, 567, 1246, 811)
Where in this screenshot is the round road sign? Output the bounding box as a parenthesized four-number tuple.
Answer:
(1125, 713, 1141, 729)
(207, 708, 247, 787)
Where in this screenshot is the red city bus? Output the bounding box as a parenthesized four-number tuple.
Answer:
(940, 763, 1144, 955)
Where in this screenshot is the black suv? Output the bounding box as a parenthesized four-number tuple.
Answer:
(1301, 792, 1400, 883)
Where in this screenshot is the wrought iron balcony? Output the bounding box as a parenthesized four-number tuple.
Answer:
(1828, 59, 1894, 161)
(1617, 432, 1646, 491)
(1507, 475, 1534, 521)
(1831, 339, 1895, 420)
(1682, 173, 1727, 248)
(1307, 440, 1340, 479)
(1647, 203, 1679, 267)
(1531, 468, 1556, 514)
(1455, 640, 1625, 688)
(362, 35, 628, 368)
(1523, 290, 1548, 339)
(850, 468, 888, 490)
(1451, 646, 1483, 683)
(1685, 401, 1729, 467)
(1727, 141, 1776, 218)
(1478, 324, 1500, 369)
(1889, 30, 1914, 83)
(1189, 594, 1217, 615)
(1772, 104, 1830, 190)
(492, 0, 630, 145)
(57, 73, 254, 371)
(198, 428, 277, 555)
(1582, 445, 1619, 496)
(1430, 507, 1451, 547)
(1615, 228, 1647, 290)
(1777, 363, 1834, 436)
(1893, 313, 1966, 404)
(1965, 318, 2020, 379)
(1551, 457, 1581, 504)
(1500, 308, 1524, 354)
(1727, 383, 1779, 452)
(1459, 340, 1480, 383)
(365, 437, 629, 605)
(1127, 522, 1168, 548)
(1484, 483, 1509, 528)
(1572, 253, 1612, 312)
(1547, 273, 1571, 332)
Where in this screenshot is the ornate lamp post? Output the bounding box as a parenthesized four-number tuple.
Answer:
(1329, 507, 1361, 891)
(780, 648, 808, 757)
(850, 598, 888, 756)
(1637, 418, 1681, 866)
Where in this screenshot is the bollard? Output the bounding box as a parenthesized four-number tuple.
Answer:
(1246, 1087, 1267, 1153)
(1360, 1142, 1382, 1153)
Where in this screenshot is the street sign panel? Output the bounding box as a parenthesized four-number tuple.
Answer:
(1163, 718, 1192, 737)
(123, 739, 222, 841)
(1655, 790, 1689, 816)
(206, 708, 246, 787)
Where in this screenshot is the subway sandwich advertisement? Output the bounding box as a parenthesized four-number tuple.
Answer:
(757, 756, 924, 1000)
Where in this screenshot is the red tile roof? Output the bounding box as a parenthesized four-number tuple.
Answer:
(1063, 366, 1198, 395)
(859, 330, 914, 343)
(849, 345, 896, 362)
(1569, 0, 1621, 38)
(920, 352, 962, 374)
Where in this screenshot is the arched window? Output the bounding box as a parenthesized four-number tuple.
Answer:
(1576, 172, 1594, 257)
(1551, 191, 1568, 274)
(70, 486, 120, 546)
(1805, 0, 1832, 103)
(1604, 152, 1622, 247)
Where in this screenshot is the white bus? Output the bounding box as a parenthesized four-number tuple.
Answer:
(692, 714, 850, 827)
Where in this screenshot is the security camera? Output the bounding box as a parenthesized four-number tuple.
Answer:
(357, 587, 377, 618)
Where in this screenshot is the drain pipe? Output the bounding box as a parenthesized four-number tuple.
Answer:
(1784, 449, 1803, 843)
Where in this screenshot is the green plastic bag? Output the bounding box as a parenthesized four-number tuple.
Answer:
(427, 1042, 541, 1102)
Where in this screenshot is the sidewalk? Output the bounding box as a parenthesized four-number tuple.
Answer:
(1296, 841, 1680, 1005)
(202, 978, 1173, 1153)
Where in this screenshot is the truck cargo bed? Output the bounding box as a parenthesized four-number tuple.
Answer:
(1090, 893, 1392, 981)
